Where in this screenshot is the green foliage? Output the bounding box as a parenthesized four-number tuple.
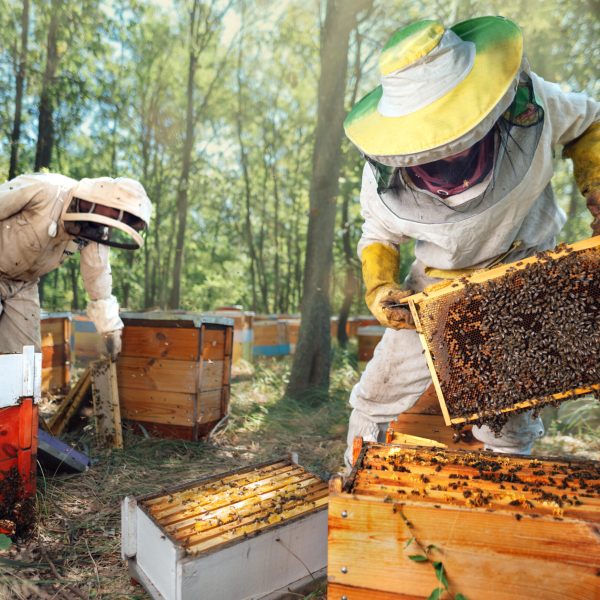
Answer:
(0, 0, 596, 316)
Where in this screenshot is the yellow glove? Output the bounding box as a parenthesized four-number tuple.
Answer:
(362, 243, 414, 329)
(563, 121, 600, 235)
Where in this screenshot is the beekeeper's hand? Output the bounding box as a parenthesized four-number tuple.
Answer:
(362, 243, 415, 330)
(103, 329, 122, 361)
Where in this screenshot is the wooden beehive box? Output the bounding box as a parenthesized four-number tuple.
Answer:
(402, 237, 600, 427)
(386, 384, 483, 451)
(329, 441, 600, 600)
(72, 313, 103, 368)
(212, 307, 254, 364)
(40, 311, 71, 393)
(0, 347, 41, 534)
(122, 457, 329, 600)
(117, 312, 234, 440)
(279, 316, 301, 354)
(253, 319, 290, 357)
(357, 325, 385, 369)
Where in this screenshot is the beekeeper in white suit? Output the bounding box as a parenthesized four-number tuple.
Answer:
(343, 16, 600, 466)
(0, 172, 152, 359)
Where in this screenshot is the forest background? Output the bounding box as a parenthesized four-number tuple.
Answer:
(0, 0, 598, 389)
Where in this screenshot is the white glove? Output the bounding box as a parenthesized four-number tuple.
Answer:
(86, 295, 124, 334)
(102, 329, 123, 361)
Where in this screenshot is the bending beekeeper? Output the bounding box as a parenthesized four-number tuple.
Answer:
(0, 173, 151, 359)
(343, 16, 600, 466)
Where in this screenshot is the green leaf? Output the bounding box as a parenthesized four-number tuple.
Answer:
(455, 594, 469, 600)
(0, 535, 12, 551)
(404, 536, 415, 549)
(426, 543, 440, 554)
(408, 554, 428, 562)
(427, 588, 444, 600)
(433, 561, 449, 589)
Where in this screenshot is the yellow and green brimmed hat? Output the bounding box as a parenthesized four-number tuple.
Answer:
(344, 16, 523, 166)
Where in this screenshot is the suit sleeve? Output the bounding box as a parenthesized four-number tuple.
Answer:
(80, 243, 123, 333)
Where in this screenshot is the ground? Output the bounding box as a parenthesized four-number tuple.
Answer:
(1, 350, 599, 599)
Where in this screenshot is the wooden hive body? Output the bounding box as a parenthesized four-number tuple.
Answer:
(122, 458, 329, 600)
(386, 384, 483, 451)
(279, 317, 301, 354)
(117, 313, 233, 440)
(404, 237, 600, 426)
(253, 319, 290, 357)
(40, 311, 71, 393)
(329, 441, 600, 600)
(357, 325, 385, 368)
(71, 313, 103, 368)
(212, 308, 254, 364)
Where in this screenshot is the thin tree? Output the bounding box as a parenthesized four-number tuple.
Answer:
(286, 0, 373, 397)
(35, 0, 61, 171)
(8, 0, 30, 179)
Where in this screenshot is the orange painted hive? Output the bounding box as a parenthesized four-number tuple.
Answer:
(328, 441, 600, 600)
(0, 347, 41, 536)
(117, 312, 234, 440)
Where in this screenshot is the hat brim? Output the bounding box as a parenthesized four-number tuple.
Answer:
(344, 17, 523, 160)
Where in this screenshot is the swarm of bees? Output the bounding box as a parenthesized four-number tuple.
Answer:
(353, 445, 600, 520)
(423, 246, 600, 434)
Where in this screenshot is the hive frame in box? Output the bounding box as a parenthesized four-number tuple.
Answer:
(401, 236, 600, 426)
(121, 455, 328, 600)
(330, 440, 600, 600)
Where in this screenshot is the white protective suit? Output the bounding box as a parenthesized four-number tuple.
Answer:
(346, 72, 600, 465)
(0, 173, 123, 353)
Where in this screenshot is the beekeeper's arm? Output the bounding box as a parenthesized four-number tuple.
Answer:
(357, 163, 414, 330)
(536, 74, 600, 236)
(0, 175, 46, 220)
(80, 243, 123, 359)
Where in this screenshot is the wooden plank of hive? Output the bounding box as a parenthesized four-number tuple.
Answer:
(329, 443, 600, 600)
(119, 388, 195, 427)
(121, 326, 200, 360)
(91, 360, 123, 449)
(116, 356, 197, 393)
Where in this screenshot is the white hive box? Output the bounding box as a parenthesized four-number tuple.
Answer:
(122, 457, 328, 600)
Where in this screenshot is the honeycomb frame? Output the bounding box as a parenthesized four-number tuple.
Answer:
(403, 236, 600, 426)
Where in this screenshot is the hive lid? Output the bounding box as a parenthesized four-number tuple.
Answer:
(137, 458, 328, 556)
(121, 311, 234, 328)
(40, 311, 72, 320)
(346, 442, 600, 523)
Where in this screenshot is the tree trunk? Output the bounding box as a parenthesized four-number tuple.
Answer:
(35, 0, 61, 171)
(337, 190, 359, 347)
(9, 0, 30, 179)
(169, 1, 200, 309)
(286, 0, 372, 397)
